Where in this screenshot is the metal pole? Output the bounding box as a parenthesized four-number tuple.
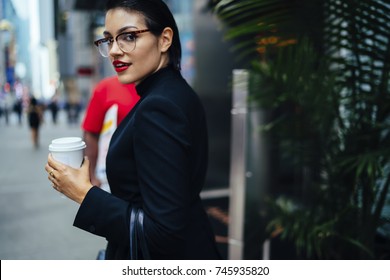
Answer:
(228, 69, 249, 259)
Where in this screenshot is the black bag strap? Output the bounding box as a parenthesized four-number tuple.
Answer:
(129, 207, 138, 259)
(129, 207, 151, 260)
(136, 209, 151, 259)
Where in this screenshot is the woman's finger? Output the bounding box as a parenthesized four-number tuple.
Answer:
(48, 153, 68, 170)
(80, 156, 90, 171)
(44, 163, 52, 173)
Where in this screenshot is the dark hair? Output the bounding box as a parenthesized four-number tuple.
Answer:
(105, 0, 182, 71)
(30, 97, 37, 106)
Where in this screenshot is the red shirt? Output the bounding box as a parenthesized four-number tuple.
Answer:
(82, 76, 140, 134)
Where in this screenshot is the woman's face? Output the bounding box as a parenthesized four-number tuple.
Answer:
(104, 8, 172, 85)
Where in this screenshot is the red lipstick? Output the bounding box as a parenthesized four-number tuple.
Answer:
(113, 60, 131, 73)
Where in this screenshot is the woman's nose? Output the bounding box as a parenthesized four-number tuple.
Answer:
(109, 40, 123, 57)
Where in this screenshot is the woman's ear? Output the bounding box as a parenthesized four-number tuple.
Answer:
(160, 27, 173, 53)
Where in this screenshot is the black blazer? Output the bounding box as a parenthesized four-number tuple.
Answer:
(74, 66, 221, 259)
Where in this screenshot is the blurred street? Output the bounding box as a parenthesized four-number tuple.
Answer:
(0, 110, 107, 260)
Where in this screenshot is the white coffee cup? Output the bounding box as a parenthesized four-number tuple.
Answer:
(49, 137, 86, 168)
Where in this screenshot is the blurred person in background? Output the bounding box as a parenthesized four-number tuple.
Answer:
(64, 81, 82, 126)
(0, 85, 4, 124)
(27, 96, 43, 148)
(0, 83, 13, 125)
(46, 0, 221, 260)
(82, 76, 139, 192)
(65, 99, 81, 125)
(48, 94, 60, 125)
(13, 80, 24, 125)
(13, 97, 23, 125)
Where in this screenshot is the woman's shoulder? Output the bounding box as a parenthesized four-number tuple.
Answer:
(155, 72, 198, 101)
(138, 67, 203, 112)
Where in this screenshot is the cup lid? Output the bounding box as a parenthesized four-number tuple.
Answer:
(49, 137, 86, 152)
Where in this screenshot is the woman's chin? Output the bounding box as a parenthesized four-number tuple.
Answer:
(117, 75, 135, 85)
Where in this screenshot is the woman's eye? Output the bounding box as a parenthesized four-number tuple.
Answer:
(123, 33, 136, 41)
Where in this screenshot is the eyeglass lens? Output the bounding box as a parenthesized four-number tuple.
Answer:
(98, 34, 136, 57)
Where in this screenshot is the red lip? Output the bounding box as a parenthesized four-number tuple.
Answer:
(113, 60, 131, 73)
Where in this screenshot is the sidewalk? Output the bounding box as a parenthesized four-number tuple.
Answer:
(0, 110, 106, 260)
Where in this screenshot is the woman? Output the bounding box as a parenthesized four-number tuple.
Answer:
(45, 0, 221, 260)
(28, 96, 43, 148)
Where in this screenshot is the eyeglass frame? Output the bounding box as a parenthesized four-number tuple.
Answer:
(94, 29, 150, 57)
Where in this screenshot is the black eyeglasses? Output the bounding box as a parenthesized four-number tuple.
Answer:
(94, 29, 150, 57)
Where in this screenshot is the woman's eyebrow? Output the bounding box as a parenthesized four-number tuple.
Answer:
(103, 31, 111, 37)
(103, 25, 139, 37)
(118, 25, 138, 33)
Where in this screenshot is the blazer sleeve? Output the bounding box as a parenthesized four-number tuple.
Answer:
(133, 95, 192, 257)
(73, 186, 132, 245)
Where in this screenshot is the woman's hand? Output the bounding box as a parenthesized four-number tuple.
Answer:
(45, 154, 94, 204)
